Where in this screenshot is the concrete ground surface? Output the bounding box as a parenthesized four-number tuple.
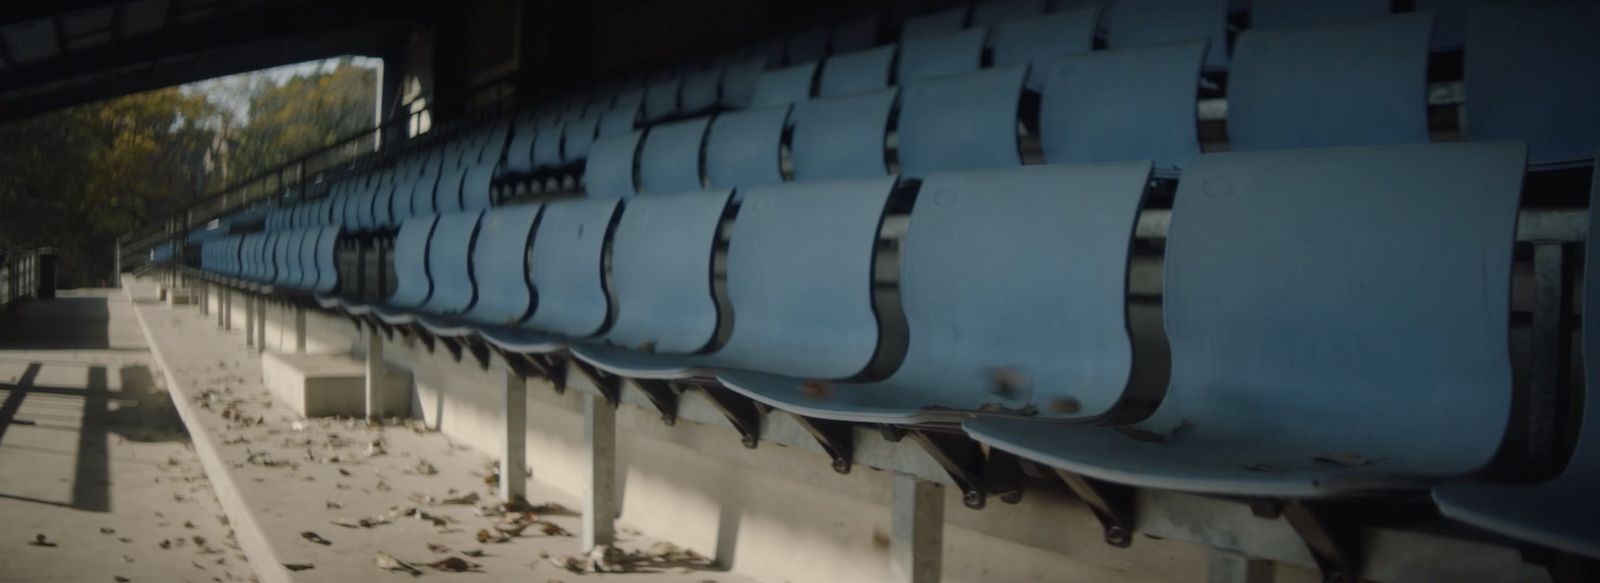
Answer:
(127, 279, 754, 583)
(0, 290, 247, 583)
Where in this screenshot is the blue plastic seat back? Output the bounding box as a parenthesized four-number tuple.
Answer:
(713, 177, 897, 379)
(463, 203, 542, 326)
(791, 88, 897, 182)
(899, 28, 987, 84)
(355, 178, 379, 231)
(903, 6, 968, 39)
(281, 230, 305, 287)
(584, 130, 643, 199)
(604, 189, 735, 353)
(898, 65, 1026, 177)
(526, 198, 621, 338)
(972, 0, 1046, 28)
(597, 101, 641, 138)
(371, 169, 397, 229)
(1416, 0, 1526, 51)
(832, 14, 880, 53)
(1041, 40, 1205, 174)
(504, 116, 538, 173)
(312, 225, 341, 294)
(390, 159, 420, 222)
(460, 159, 496, 211)
(562, 112, 603, 164)
(612, 87, 645, 114)
(272, 232, 294, 286)
(750, 61, 818, 108)
(705, 105, 790, 193)
(1105, 0, 1231, 70)
(408, 153, 442, 217)
(1250, 0, 1390, 29)
(243, 234, 261, 281)
(993, 8, 1100, 90)
(819, 45, 898, 98)
(644, 77, 683, 122)
(1151, 142, 1523, 473)
(1465, 2, 1600, 165)
(292, 228, 315, 289)
(477, 118, 510, 166)
(787, 27, 832, 66)
(639, 116, 712, 194)
(421, 211, 484, 316)
(387, 214, 438, 309)
(720, 56, 768, 108)
(532, 116, 566, 169)
(888, 161, 1150, 418)
(682, 68, 722, 114)
(1229, 13, 1431, 152)
(434, 158, 468, 213)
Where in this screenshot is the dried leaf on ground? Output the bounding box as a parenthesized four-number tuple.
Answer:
(283, 563, 314, 571)
(28, 534, 57, 547)
(426, 543, 451, 554)
(425, 556, 482, 572)
(300, 531, 331, 546)
(439, 491, 479, 505)
(375, 551, 423, 576)
(476, 529, 509, 544)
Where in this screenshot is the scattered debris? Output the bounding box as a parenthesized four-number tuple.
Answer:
(375, 551, 424, 576)
(325, 501, 342, 510)
(461, 549, 485, 558)
(988, 366, 1029, 398)
(425, 556, 482, 572)
(283, 563, 315, 572)
(300, 532, 331, 546)
(426, 543, 451, 554)
(476, 528, 509, 544)
(159, 540, 172, 550)
(439, 491, 479, 505)
(29, 534, 57, 547)
(100, 528, 116, 535)
(800, 380, 832, 400)
(1046, 397, 1082, 414)
(413, 459, 438, 476)
(113, 576, 129, 582)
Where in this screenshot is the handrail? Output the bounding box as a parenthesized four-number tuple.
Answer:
(117, 70, 519, 264)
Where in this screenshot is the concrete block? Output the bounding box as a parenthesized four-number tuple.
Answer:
(260, 351, 366, 417)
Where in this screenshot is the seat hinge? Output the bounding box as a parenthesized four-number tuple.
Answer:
(792, 415, 854, 474)
(1278, 501, 1361, 583)
(1053, 469, 1134, 547)
(632, 379, 683, 425)
(907, 430, 1024, 509)
(696, 383, 763, 448)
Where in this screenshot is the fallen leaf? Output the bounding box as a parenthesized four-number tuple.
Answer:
(414, 460, 437, 475)
(425, 556, 481, 572)
(462, 549, 485, 557)
(375, 551, 423, 576)
(283, 563, 314, 572)
(476, 529, 509, 544)
(300, 532, 331, 546)
(325, 501, 342, 510)
(114, 576, 129, 582)
(427, 543, 451, 553)
(440, 491, 479, 505)
(100, 528, 116, 535)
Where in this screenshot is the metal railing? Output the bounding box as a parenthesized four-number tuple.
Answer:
(119, 73, 520, 270)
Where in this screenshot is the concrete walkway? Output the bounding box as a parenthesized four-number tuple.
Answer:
(0, 289, 245, 583)
(127, 278, 754, 583)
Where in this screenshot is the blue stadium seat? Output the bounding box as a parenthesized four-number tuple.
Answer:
(644, 77, 683, 122)
(434, 157, 468, 213)
(639, 116, 713, 194)
(377, 214, 439, 320)
(972, 0, 1046, 28)
(271, 231, 294, 287)
(721, 162, 1150, 423)
(819, 45, 897, 97)
(289, 228, 313, 289)
(1249, 0, 1389, 29)
(832, 14, 880, 53)
(964, 141, 1525, 498)
(416, 211, 483, 319)
(532, 116, 566, 170)
(1433, 148, 1600, 560)
(1105, 0, 1230, 70)
(461, 203, 540, 328)
(705, 105, 791, 193)
(1040, 40, 1206, 174)
(598, 101, 641, 138)
(407, 153, 443, 217)
(562, 112, 603, 165)
(311, 225, 341, 294)
(898, 28, 987, 84)
(390, 159, 421, 222)
(371, 169, 397, 229)
(903, 6, 968, 39)
(613, 87, 645, 114)
(790, 88, 897, 181)
(569, 189, 736, 375)
(1464, 2, 1600, 166)
(1228, 13, 1431, 151)
(992, 7, 1099, 90)
(504, 115, 538, 174)
(1416, 0, 1524, 51)
(751, 61, 818, 107)
(279, 230, 305, 288)
(897, 65, 1027, 177)
(708, 177, 897, 380)
(460, 159, 496, 211)
(524, 199, 622, 338)
(720, 56, 769, 108)
(786, 27, 832, 65)
(681, 68, 723, 114)
(585, 130, 643, 198)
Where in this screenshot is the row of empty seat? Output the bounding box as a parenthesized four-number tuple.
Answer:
(176, 0, 1600, 562)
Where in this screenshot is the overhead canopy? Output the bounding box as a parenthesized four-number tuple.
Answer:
(0, 0, 428, 122)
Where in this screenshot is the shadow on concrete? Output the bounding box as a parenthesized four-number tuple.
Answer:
(0, 295, 111, 349)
